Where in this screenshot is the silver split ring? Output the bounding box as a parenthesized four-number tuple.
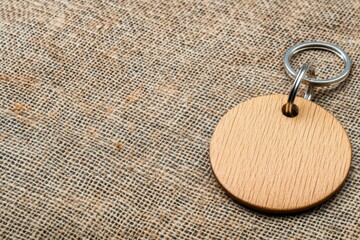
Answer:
(284, 41, 351, 87)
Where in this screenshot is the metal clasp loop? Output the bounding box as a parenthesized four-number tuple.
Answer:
(283, 65, 315, 117)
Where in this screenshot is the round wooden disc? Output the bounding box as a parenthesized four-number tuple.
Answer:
(210, 94, 351, 213)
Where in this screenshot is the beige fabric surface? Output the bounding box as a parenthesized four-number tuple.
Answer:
(0, 0, 359, 239)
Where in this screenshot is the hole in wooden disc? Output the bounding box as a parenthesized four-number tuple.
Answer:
(282, 104, 299, 118)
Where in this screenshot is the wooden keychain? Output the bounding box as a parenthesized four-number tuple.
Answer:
(210, 41, 352, 213)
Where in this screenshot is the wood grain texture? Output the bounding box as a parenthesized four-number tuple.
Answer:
(210, 94, 351, 213)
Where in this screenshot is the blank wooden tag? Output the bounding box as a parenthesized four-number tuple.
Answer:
(210, 94, 351, 213)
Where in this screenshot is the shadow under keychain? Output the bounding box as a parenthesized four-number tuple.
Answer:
(210, 41, 352, 213)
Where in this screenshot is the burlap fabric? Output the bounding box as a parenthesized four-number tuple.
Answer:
(0, 0, 359, 239)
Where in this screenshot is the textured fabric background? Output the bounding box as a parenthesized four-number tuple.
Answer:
(0, 0, 359, 239)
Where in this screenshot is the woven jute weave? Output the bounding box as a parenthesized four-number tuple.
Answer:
(0, 0, 359, 239)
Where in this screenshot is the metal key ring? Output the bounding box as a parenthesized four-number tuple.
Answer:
(283, 64, 315, 117)
(284, 41, 351, 87)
